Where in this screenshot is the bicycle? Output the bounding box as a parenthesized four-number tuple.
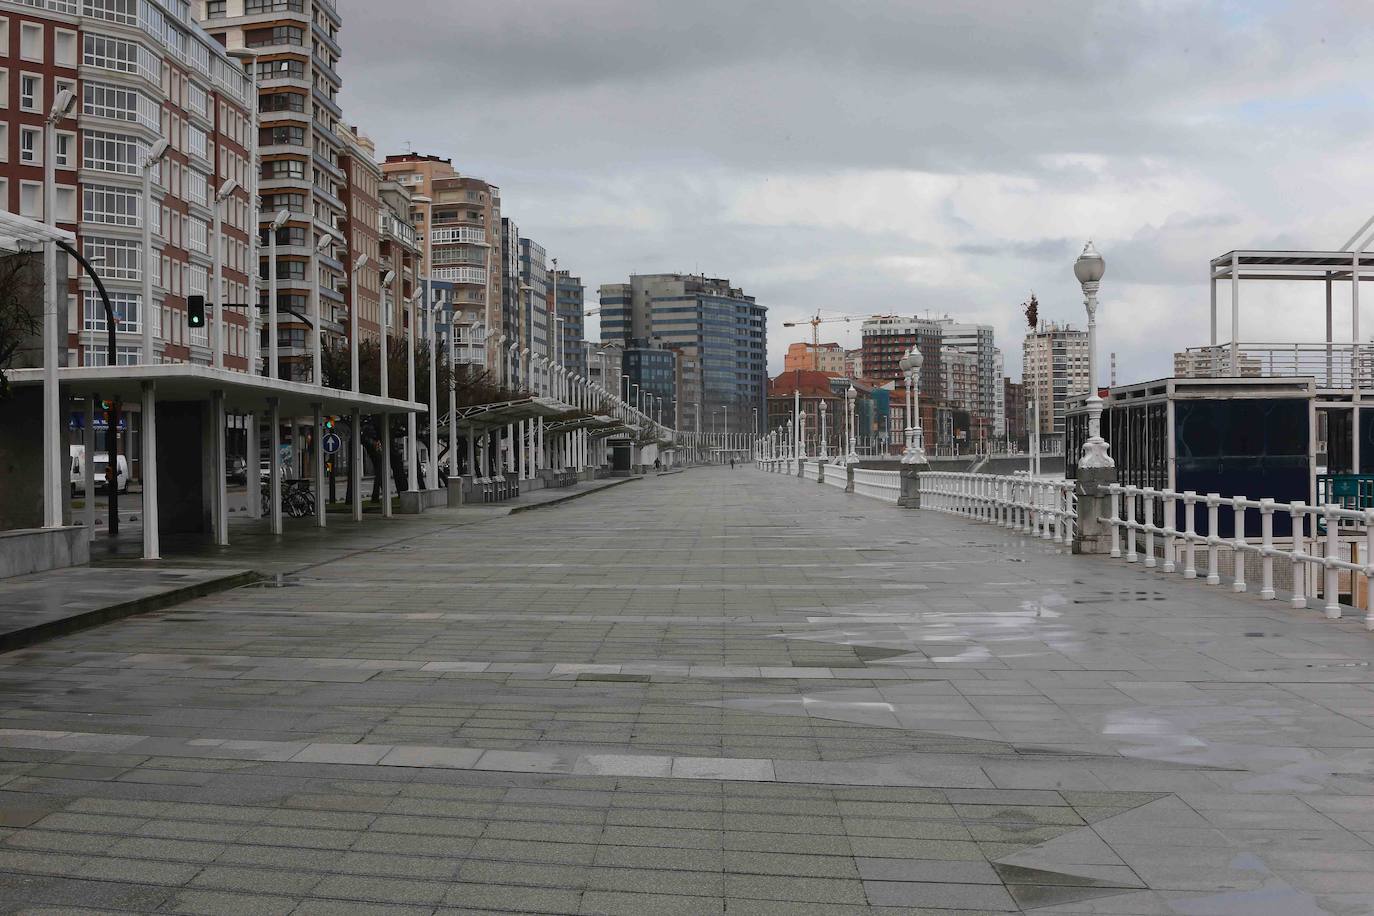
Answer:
(261, 478, 317, 518)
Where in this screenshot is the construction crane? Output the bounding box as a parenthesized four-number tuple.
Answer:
(782, 310, 881, 371)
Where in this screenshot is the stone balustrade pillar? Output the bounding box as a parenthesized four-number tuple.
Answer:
(1073, 465, 1117, 555)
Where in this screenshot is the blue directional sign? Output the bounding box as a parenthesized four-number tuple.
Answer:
(322, 432, 342, 455)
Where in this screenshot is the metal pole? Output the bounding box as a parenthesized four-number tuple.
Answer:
(428, 303, 438, 490)
(141, 157, 157, 366)
(212, 194, 224, 368)
(213, 389, 228, 545)
(41, 102, 61, 528)
(407, 297, 417, 491)
(448, 317, 457, 480)
(350, 407, 362, 521)
(269, 228, 279, 379)
(268, 397, 282, 534)
(313, 402, 325, 528)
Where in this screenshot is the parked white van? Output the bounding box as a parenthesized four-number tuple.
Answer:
(69, 445, 129, 495)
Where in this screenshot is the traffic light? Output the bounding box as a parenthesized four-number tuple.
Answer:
(324, 416, 335, 430)
(187, 295, 206, 328)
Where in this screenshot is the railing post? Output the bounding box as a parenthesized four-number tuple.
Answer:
(1162, 492, 1177, 574)
(1324, 504, 1341, 619)
(1290, 503, 1307, 609)
(845, 463, 855, 494)
(1365, 509, 1374, 630)
(1072, 466, 1117, 555)
(1183, 491, 1197, 578)
(1259, 499, 1275, 600)
(1206, 494, 1221, 585)
(1142, 488, 1157, 568)
(817, 461, 825, 485)
(1021, 478, 1033, 535)
(1232, 496, 1247, 593)
(1125, 487, 1138, 562)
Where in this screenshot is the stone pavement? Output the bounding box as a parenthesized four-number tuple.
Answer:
(3, 466, 1374, 913)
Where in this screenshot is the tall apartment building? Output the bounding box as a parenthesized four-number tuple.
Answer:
(935, 319, 997, 445)
(498, 216, 520, 378)
(783, 341, 845, 374)
(380, 154, 502, 378)
(860, 316, 944, 402)
(1022, 321, 1090, 439)
(598, 273, 766, 434)
(622, 338, 677, 427)
(1, 0, 256, 373)
(338, 124, 379, 348)
(554, 270, 585, 376)
(518, 237, 550, 370)
(199, 0, 345, 381)
(376, 177, 418, 348)
(1003, 377, 1027, 447)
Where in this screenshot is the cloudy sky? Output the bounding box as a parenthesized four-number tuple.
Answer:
(340, 0, 1374, 381)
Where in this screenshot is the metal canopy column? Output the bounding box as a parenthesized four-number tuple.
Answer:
(381, 413, 392, 518)
(313, 402, 325, 528)
(141, 381, 158, 559)
(351, 407, 362, 522)
(212, 389, 228, 546)
(84, 395, 96, 534)
(268, 397, 282, 535)
(1230, 252, 1239, 374)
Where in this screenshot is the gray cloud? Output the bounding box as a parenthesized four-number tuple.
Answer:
(339, 0, 1374, 384)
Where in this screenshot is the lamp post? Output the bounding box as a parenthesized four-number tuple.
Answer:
(899, 345, 927, 465)
(211, 178, 240, 369)
(845, 383, 860, 465)
(1074, 241, 1113, 468)
(428, 293, 439, 490)
(818, 399, 828, 460)
(41, 88, 75, 528)
(406, 292, 419, 492)
(308, 231, 335, 384)
(797, 409, 806, 460)
(140, 138, 170, 367)
(267, 208, 290, 379)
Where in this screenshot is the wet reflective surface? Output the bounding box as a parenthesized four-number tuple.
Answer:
(2, 467, 1374, 912)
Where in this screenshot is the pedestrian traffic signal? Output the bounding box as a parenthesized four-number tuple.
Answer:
(187, 295, 206, 328)
(324, 416, 335, 430)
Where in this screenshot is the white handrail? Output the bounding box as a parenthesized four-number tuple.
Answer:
(1104, 484, 1374, 627)
(919, 472, 1077, 545)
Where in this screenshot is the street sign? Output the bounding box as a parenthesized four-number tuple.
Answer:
(322, 432, 342, 455)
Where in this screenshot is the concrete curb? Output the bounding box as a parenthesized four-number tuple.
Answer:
(507, 477, 639, 514)
(0, 569, 259, 653)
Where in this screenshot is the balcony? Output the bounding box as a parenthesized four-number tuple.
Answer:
(433, 266, 487, 286)
(430, 226, 486, 246)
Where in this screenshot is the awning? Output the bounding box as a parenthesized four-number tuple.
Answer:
(453, 396, 568, 428)
(7, 364, 425, 416)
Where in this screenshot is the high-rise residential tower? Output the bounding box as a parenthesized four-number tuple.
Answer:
(598, 273, 766, 434)
(1022, 321, 1090, 441)
(380, 153, 502, 378)
(199, 0, 345, 381)
(554, 270, 585, 376)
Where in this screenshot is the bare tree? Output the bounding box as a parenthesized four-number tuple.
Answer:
(0, 253, 42, 399)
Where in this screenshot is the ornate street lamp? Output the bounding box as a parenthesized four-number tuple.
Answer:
(797, 409, 807, 460)
(899, 345, 927, 465)
(1074, 241, 1113, 468)
(818, 399, 828, 460)
(844, 383, 860, 465)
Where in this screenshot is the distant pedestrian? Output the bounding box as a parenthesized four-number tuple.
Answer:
(654, 458, 661, 471)
(729, 458, 735, 470)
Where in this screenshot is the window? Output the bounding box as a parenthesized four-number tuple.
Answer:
(187, 217, 208, 254)
(206, 0, 225, 17)
(261, 158, 304, 180)
(82, 0, 138, 26)
(257, 59, 304, 80)
(19, 181, 41, 219)
(0, 69, 6, 109)
(55, 131, 74, 167)
(20, 73, 40, 112)
(82, 185, 140, 227)
(84, 237, 141, 281)
(246, 26, 303, 47)
(247, 0, 303, 11)
(260, 91, 304, 113)
(54, 29, 77, 66)
(56, 186, 75, 222)
(20, 23, 42, 62)
(187, 124, 208, 161)
(19, 127, 39, 165)
(186, 82, 208, 119)
(83, 130, 144, 174)
(83, 34, 158, 83)
(83, 82, 159, 129)
(84, 344, 142, 366)
(185, 169, 209, 207)
(0, 124, 6, 162)
(260, 125, 304, 147)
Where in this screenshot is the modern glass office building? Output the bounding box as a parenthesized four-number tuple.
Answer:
(598, 273, 766, 435)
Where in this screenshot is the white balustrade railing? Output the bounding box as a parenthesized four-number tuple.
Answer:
(852, 467, 900, 503)
(1104, 484, 1374, 627)
(823, 464, 847, 489)
(921, 472, 1076, 544)
(802, 461, 820, 482)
